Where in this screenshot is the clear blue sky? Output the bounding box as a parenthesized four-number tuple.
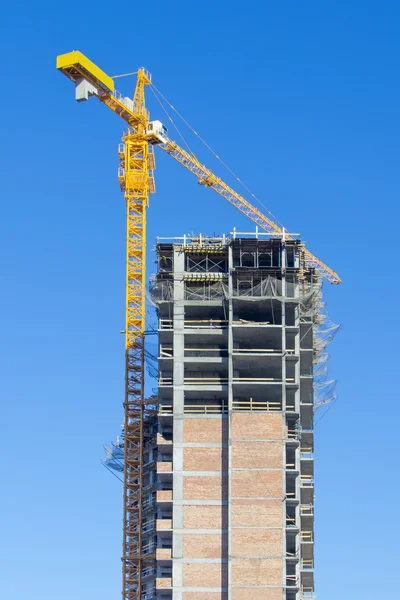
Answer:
(1, 1, 398, 598)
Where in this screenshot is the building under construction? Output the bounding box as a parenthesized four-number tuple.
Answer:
(57, 50, 340, 600)
(124, 230, 337, 600)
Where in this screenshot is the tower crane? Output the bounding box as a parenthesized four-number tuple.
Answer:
(56, 50, 341, 600)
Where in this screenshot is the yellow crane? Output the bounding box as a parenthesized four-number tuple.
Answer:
(56, 50, 341, 600)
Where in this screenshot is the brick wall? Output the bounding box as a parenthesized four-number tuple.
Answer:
(231, 529, 282, 556)
(231, 412, 282, 440)
(179, 413, 284, 595)
(231, 558, 282, 585)
(184, 418, 227, 443)
(183, 475, 227, 500)
(232, 440, 282, 469)
(231, 500, 281, 527)
(231, 469, 282, 498)
(183, 594, 228, 600)
(231, 413, 284, 593)
(183, 505, 226, 529)
(183, 534, 228, 558)
(184, 447, 226, 471)
(232, 589, 282, 600)
(181, 417, 227, 591)
(183, 563, 222, 587)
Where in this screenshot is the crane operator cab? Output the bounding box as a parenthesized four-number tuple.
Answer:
(145, 120, 168, 145)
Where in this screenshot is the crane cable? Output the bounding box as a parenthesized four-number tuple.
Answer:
(149, 86, 194, 158)
(111, 71, 139, 79)
(149, 82, 284, 231)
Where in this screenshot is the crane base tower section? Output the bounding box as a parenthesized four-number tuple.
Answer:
(145, 232, 320, 600)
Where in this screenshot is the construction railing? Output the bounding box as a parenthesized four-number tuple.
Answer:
(159, 400, 286, 413)
(300, 475, 314, 486)
(158, 404, 228, 415)
(160, 376, 236, 386)
(286, 575, 300, 587)
(159, 318, 229, 329)
(232, 319, 272, 326)
(233, 376, 294, 382)
(141, 541, 156, 555)
(184, 348, 228, 357)
(160, 346, 173, 357)
(301, 587, 316, 597)
(301, 559, 314, 570)
(300, 504, 314, 516)
(232, 399, 281, 411)
(285, 491, 298, 500)
(184, 377, 228, 385)
(183, 404, 227, 414)
(142, 495, 156, 511)
(161, 346, 297, 357)
(142, 520, 156, 535)
(286, 428, 301, 440)
(300, 531, 314, 543)
(233, 347, 287, 353)
(184, 319, 228, 328)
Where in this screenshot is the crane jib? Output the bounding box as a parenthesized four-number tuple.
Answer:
(56, 50, 340, 284)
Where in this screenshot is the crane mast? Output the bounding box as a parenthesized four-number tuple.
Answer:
(56, 49, 341, 600)
(56, 52, 155, 598)
(120, 68, 154, 600)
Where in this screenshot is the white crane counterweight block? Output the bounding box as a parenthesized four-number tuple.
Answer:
(75, 77, 99, 102)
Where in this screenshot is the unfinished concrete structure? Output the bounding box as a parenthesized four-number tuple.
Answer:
(141, 231, 323, 600)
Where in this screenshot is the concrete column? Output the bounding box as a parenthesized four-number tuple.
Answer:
(227, 243, 233, 600)
(281, 242, 288, 599)
(172, 247, 185, 600)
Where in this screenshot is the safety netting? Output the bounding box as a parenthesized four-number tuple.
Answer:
(150, 275, 340, 413)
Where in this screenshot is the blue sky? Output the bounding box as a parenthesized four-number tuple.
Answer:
(1, 1, 398, 598)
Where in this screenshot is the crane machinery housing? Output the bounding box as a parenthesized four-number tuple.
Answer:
(57, 50, 340, 600)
